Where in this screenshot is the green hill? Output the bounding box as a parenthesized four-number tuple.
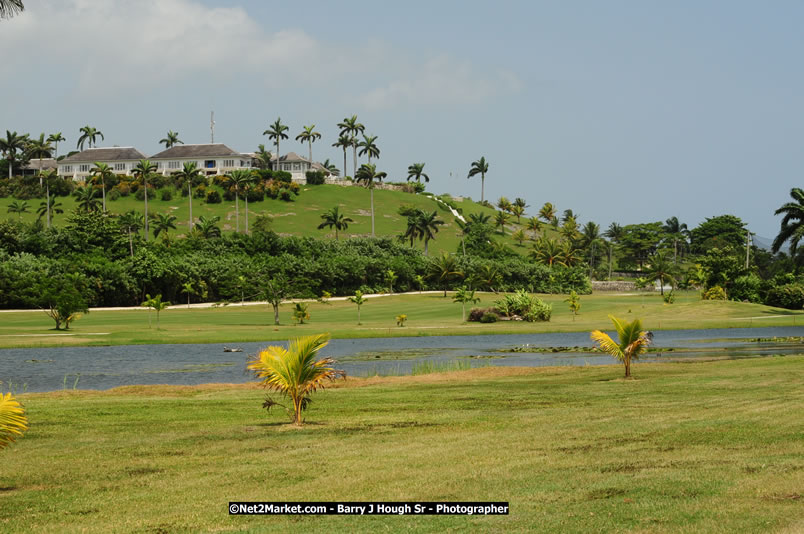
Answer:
(0, 184, 549, 256)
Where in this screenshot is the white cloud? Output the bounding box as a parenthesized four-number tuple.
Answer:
(1, 0, 520, 108)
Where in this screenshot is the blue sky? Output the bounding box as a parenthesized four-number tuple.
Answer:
(2, 0, 802, 238)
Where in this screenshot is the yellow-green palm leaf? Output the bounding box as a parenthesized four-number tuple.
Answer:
(591, 315, 651, 377)
(0, 392, 28, 449)
(247, 334, 345, 424)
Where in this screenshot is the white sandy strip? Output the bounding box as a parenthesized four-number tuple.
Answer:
(732, 315, 796, 320)
(0, 333, 111, 337)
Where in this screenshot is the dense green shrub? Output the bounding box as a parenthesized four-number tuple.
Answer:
(730, 274, 762, 303)
(494, 290, 552, 322)
(108, 188, 121, 201)
(159, 188, 173, 201)
(305, 170, 326, 185)
(468, 307, 497, 322)
(205, 190, 222, 204)
(765, 284, 804, 310)
(480, 312, 498, 323)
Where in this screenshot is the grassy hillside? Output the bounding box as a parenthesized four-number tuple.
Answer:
(1, 356, 802, 532)
(0, 184, 548, 256)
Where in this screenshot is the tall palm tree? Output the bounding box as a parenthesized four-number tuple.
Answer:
(263, 118, 289, 172)
(117, 210, 143, 257)
(772, 187, 804, 255)
(47, 132, 65, 158)
(453, 287, 480, 322)
(467, 157, 489, 203)
(172, 161, 203, 231)
(131, 159, 156, 240)
(26, 133, 52, 183)
(194, 215, 221, 239)
(159, 130, 183, 149)
(357, 134, 380, 163)
(0, 392, 28, 450)
(591, 316, 652, 378)
(223, 169, 252, 233)
(332, 135, 352, 178)
(0, 0, 24, 19)
(317, 206, 353, 240)
(645, 251, 676, 295)
(254, 144, 273, 170)
(7, 200, 29, 219)
(337, 115, 365, 177)
(662, 216, 690, 262)
(151, 212, 177, 239)
(538, 202, 556, 223)
(74, 185, 101, 213)
(603, 222, 624, 243)
(77, 125, 104, 150)
(0, 130, 29, 178)
(417, 210, 445, 255)
(247, 334, 345, 426)
(355, 163, 386, 237)
(295, 124, 321, 165)
(90, 162, 114, 212)
(38, 169, 61, 228)
(407, 162, 429, 184)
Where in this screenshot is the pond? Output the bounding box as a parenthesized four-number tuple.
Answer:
(2, 327, 803, 392)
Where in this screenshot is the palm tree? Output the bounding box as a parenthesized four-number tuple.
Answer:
(317, 206, 353, 240)
(530, 237, 563, 267)
(603, 222, 624, 243)
(0, 392, 28, 450)
(337, 115, 365, 177)
(418, 210, 445, 255)
(332, 135, 352, 178)
(0, 0, 24, 19)
(26, 133, 52, 184)
(263, 118, 289, 172)
(511, 228, 527, 246)
(7, 200, 29, 219)
(194, 215, 221, 239)
(141, 294, 170, 329)
(254, 144, 273, 170)
(247, 334, 345, 426)
(497, 196, 512, 213)
(90, 162, 114, 212)
(510, 204, 525, 223)
(590, 316, 652, 378)
(357, 134, 380, 163)
(406, 162, 429, 184)
(151, 212, 177, 240)
(645, 251, 676, 295)
(321, 158, 339, 176)
(242, 171, 257, 234)
(159, 130, 183, 149)
(47, 132, 66, 158)
(494, 211, 510, 235)
(355, 163, 387, 237)
(224, 169, 252, 233)
(295, 124, 321, 165)
(468, 264, 502, 293)
(453, 287, 480, 322)
(117, 210, 143, 257)
(526, 216, 542, 238)
(172, 161, 203, 231)
(181, 281, 197, 308)
(428, 252, 464, 297)
(467, 157, 489, 203)
(77, 125, 104, 150)
(559, 240, 582, 267)
(772, 187, 804, 255)
(538, 202, 556, 223)
(37, 169, 61, 228)
(662, 216, 690, 262)
(0, 130, 29, 178)
(131, 159, 156, 240)
(349, 290, 367, 324)
(74, 185, 101, 213)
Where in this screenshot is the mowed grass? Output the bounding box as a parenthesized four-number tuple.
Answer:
(1, 356, 803, 533)
(1, 291, 802, 349)
(0, 184, 539, 255)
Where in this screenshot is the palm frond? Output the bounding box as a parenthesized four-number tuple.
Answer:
(0, 392, 28, 449)
(590, 330, 624, 361)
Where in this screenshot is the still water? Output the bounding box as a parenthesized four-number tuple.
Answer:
(2, 327, 802, 392)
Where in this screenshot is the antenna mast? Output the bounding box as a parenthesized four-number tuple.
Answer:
(210, 111, 215, 143)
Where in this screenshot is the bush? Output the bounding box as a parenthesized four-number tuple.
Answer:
(730, 274, 762, 303)
(279, 190, 292, 202)
(274, 171, 292, 184)
(108, 188, 121, 201)
(194, 184, 207, 199)
(305, 170, 326, 185)
(205, 189, 222, 204)
(134, 188, 145, 201)
(494, 290, 552, 322)
(480, 312, 498, 323)
(159, 188, 173, 201)
(765, 283, 804, 310)
(115, 183, 130, 197)
(468, 307, 497, 322)
(702, 286, 727, 300)
(662, 290, 675, 304)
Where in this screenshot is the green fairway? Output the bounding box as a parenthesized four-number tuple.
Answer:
(0, 185, 540, 256)
(1, 356, 802, 532)
(0, 291, 801, 349)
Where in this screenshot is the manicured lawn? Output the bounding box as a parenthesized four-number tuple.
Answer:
(0, 291, 801, 349)
(1, 355, 802, 532)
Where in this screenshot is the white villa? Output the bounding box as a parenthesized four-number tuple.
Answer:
(273, 151, 331, 183)
(149, 144, 254, 176)
(58, 147, 147, 180)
